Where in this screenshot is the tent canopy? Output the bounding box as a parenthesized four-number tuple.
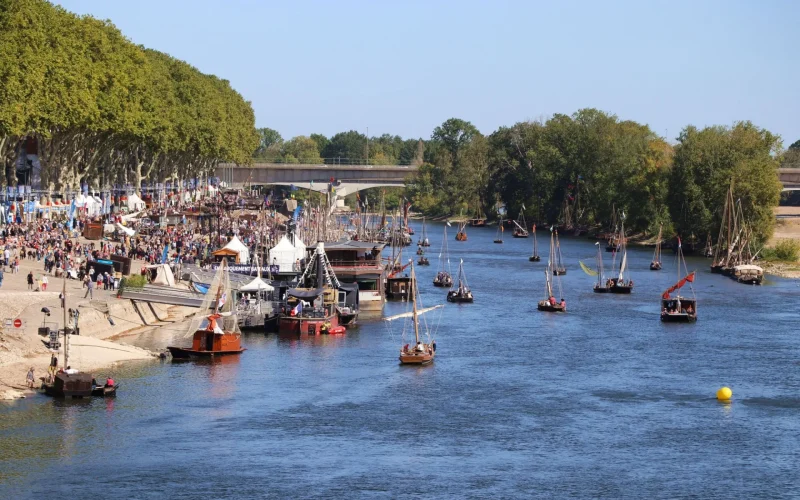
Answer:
(222, 235, 250, 264)
(240, 276, 274, 292)
(127, 193, 146, 211)
(268, 235, 306, 273)
(146, 264, 175, 287)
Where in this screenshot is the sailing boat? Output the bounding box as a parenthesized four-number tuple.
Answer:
(529, 224, 541, 262)
(469, 204, 487, 226)
(582, 242, 612, 293)
(433, 224, 453, 287)
(494, 220, 504, 244)
(42, 277, 118, 398)
(418, 217, 430, 247)
(650, 224, 663, 271)
(608, 218, 633, 293)
(711, 183, 735, 274)
(168, 258, 246, 357)
(387, 261, 442, 365)
(386, 225, 413, 301)
(661, 238, 697, 323)
(553, 229, 567, 275)
(447, 259, 474, 303)
(703, 233, 713, 258)
(455, 218, 468, 241)
(512, 208, 529, 238)
(538, 228, 566, 312)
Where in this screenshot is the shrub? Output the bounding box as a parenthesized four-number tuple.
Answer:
(119, 275, 147, 291)
(774, 239, 800, 261)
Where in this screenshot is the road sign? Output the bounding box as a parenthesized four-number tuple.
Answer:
(3, 318, 11, 328)
(13, 318, 22, 328)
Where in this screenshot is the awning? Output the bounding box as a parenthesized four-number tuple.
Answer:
(287, 288, 324, 300)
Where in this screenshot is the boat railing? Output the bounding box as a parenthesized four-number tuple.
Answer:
(329, 260, 383, 269)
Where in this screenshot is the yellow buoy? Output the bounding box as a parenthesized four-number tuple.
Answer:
(716, 387, 732, 401)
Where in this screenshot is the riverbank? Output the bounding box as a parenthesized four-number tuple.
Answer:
(0, 255, 196, 400)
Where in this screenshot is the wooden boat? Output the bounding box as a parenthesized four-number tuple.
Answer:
(41, 277, 116, 398)
(168, 259, 245, 358)
(386, 262, 442, 365)
(538, 229, 567, 312)
(650, 224, 663, 270)
(529, 224, 541, 261)
(91, 381, 119, 397)
(386, 223, 414, 301)
(609, 218, 633, 293)
(433, 225, 453, 287)
(417, 256, 430, 266)
(553, 229, 567, 275)
(512, 208, 529, 238)
(418, 217, 430, 247)
(582, 242, 611, 293)
(470, 206, 486, 226)
(494, 220, 504, 244)
(447, 259, 474, 303)
(455, 219, 468, 241)
(732, 264, 763, 285)
(661, 239, 697, 323)
(711, 183, 735, 274)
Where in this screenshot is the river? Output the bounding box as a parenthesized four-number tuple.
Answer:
(2, 221, 799, 499)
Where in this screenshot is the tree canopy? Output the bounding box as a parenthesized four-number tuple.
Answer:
(0, 0, 258, 192)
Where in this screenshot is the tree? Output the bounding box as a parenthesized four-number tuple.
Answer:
(281, 136, 321, 163)
(668, 121, 782, 247)
(309, 133, 329, 158)
(254, 128, 283, 158)
(321, 130, 367, 163)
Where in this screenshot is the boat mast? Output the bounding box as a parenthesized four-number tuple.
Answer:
(618, 220, 627, 281)
(411, 262, 420, 344)
(62, 276, 69, 368)
(532, 225, 538, 256)
(596, 243, 604, 287)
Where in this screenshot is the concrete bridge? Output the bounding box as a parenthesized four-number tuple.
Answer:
(779, 168, 800, 191)
(216, 162, 418, 196)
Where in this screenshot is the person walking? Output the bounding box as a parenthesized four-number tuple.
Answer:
(84, 278, 94, 299)
(26, 367, 35, 388)
(27, 271, 34, 290)
(41, 274, 48, 291)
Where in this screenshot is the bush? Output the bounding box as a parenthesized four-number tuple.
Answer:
(120, 275, 147, 290)
(774, 239, 800, 261)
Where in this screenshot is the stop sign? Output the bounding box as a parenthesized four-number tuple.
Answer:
(13, 318, 22, 328)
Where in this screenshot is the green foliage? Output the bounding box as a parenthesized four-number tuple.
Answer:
(119, 274, 147, 290)
(254, 128, 283, 158)
(321, 130, 367, 162)
(667, 121, 782, 246)
(773, 239, 800, 261)
(0, 0, 258, 190)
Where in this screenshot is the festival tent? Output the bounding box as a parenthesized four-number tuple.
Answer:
(268, 236, 306, 272)
(222, 235, 250, 264)
(75, 194, 101, 216)
(146, 264, 176, 287)
(239, 276, 274, 292)
(127, 193, 146, 211)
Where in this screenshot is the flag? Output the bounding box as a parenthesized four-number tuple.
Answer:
(292, 301, 303, 316)
(521, 204, 526, 210)
(218, 292, 227, 310)
(446, 221, 452, 227)
(686, 271, 695, 282)
(161, 244, 169, 263)
(579, 261, 598, 276)
(677, 237, 682, 248)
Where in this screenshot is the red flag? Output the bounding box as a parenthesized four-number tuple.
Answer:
(685, 272, 695, 283)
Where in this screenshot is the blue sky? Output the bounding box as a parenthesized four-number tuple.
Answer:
(55, 0, 800, 145)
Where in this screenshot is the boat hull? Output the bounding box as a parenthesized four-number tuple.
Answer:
(433, 279, 452, 287)
(399, 351, 434, 365)
(512, 233, 529, 238)
(609, 285, 633, 294)
(417, 259, 430, 266)
(446, 293, 473, 303)
(660, 313, 697, 323)
(529, 256, 541, 262)
(537, 301, 566, 312)
(593, 286, 611, 293)
(494, 240, 503, 244)
(167, 346, 245, 358)
(553, 269, 567, 276)
(650, 262, 662, 271)
(455, 233, 467, 241)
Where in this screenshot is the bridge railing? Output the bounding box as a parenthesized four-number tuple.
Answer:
(247, 157, 418, 166)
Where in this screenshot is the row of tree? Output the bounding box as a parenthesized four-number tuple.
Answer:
(0, 0, 258, 192)
(269, 111, 786, 247)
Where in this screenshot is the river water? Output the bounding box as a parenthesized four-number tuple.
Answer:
(2, 221, 800, 499)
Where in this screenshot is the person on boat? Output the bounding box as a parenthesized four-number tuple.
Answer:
(549, 296, 556, 306)
(206, 314, 224, 333)
(560, 299, 566, 311)
(106, 377, 114, 388)
(415, 342, 424, 352)
(686, 304, 694, 314)
(432, 341, 436, 352)
(403, 344, 409, 353)
(64, 366, 78, 375)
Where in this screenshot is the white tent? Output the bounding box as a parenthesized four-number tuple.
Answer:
(127, 193, 146, 211)
(76, 194, 101, 216)
(268, 236, 306, 273)
(223, 235, 250, 264)
(239, 276, 274, 292)
(146, 264, 176, 287)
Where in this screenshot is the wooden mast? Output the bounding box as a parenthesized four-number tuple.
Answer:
(411, 262, 419, 344)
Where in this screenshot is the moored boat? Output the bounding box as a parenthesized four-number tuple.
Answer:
(608, 217, 633, 293)
(650, 224, 663, 271)
(553, 229, 567, 275)
(512, 208, 529, 238)
(538, 228, 567, 312)
(661, 238, 697, 323)
(494, 220, 504, 244)
(433, 225, 453, 287)
(446, 259, 474, 303)
(168, 259, 246, 358)
(529, 224, 541, 262)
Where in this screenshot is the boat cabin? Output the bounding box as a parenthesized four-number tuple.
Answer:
(44, 372, 94, 398)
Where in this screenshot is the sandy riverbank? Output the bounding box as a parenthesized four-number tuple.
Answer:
(0, 254, 196, 400)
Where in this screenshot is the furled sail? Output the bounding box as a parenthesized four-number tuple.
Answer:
(384, 304, 443, 322)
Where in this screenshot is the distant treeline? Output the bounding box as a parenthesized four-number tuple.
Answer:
(0, 0, 258, 192)
(264, 110, 792, 246)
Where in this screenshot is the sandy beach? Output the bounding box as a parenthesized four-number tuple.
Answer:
(0, 251, 195, 400)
